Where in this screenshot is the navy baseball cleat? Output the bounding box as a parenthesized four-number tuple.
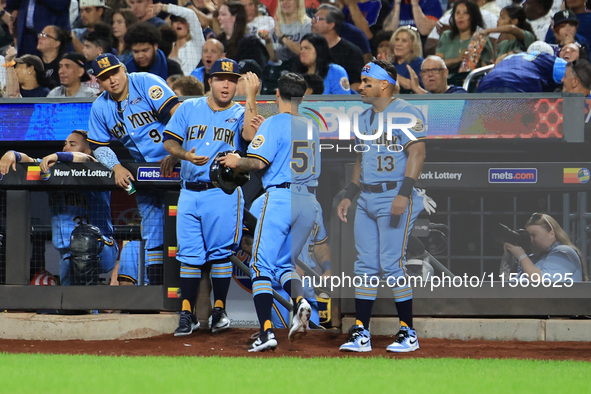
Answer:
(386, 326, 420, 352)
(248, 330, 278, 352)
(211, 307, 230, 333)
(288, 298, 312, 341)
(174, 311, 199, 337)
(339, 325, 372, 352)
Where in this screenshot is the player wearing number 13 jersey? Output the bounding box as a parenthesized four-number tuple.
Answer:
(338, 60, 426, 353)
(87, 54, 182, 285)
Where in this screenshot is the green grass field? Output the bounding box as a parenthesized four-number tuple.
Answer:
(1, 354, 589, 393)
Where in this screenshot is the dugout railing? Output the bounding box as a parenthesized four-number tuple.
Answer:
(1, 93, 591, 315)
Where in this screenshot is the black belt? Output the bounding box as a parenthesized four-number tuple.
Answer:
(360, 181, 398, 193)
(185, 181, 216, 191)
(266, 182, 291, 191)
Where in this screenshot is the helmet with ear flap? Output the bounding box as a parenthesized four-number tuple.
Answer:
(210, 150, 251, 194)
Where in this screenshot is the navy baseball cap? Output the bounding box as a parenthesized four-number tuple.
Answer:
(62, 52, 90, 82)
(210, 58, 241, 78)
(92, 53, 122, 78)
(553, 10, 578, 27)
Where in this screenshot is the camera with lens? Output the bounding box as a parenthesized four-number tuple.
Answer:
(496, 223, 531, 253)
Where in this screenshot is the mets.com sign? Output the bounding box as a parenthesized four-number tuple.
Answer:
(488, 168, 538, 183)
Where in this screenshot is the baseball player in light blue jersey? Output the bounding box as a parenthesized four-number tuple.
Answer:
(115, 240, 143, 284)
(87, 53, 181, 285)
(163, 58, 260, 336)
(337, 60, 426, 353)
(270, 198, 332, 329)
(0, 131, 118, 285)
(220, 72, 319, 352)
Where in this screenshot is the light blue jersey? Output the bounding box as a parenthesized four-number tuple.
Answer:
(88, 72, 180, 162)
(163, 97, 246, 182)
(324, 64, 352, 95)
(356, 98, 426, 185)
(49, 190, 114, 249)
(298, 200, 327, 270)
(163, 96, 245, 270)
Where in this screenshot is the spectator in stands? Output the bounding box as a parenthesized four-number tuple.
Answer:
(315, 3, 372, 64)
(436, 0, 493, 74)
(112, 9, 139, 63)
(311, 4, 364, 91)
(424, 0, 499, 56)
(0, 2, 15, 49)
(269, 0, 311, 63)
(472, 5, 535, 59)
(72, 0, 112, 53)
(6, 0, 70, 56)
(216, 1, 269, 69)
(559, 42, 585, 63)
(523, 0, 553, 41)
(124, 22, 183, 80)
(407, 55, 468, 93)
(186, 0, 217, 34)
(236, 58, 264, 95)
(545, 10, 590, 61)
(4, 47, 51, 97)
(390, 25, 423, 92)
(190, 37, 225, 93)
(476, 41, 567, 92)
(374, 29, 392, 58)
(558, 0, 591, 47)
(504, 213, 585, 282)
(339, 0, 385, 40)
(303, 72, 324, 94)
(148, 2, 206, 76)
(293, 33, 351, 94)
(260, 0, 278, 16)
(128, 0, 166, 27)
(562, 58, 591, 97)
(242, 0, 275, 36)
(47, 52, 98, 97)
(82, 23, 113, 62)
(171, 74, 205, 96)
(382, 0, 443, 37)
(37, 25, 71, 89)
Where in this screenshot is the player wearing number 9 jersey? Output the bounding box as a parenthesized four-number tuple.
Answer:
(219, 72, 319, 352)
(337, 60, 426, 353)
(87, 53, 182, 285)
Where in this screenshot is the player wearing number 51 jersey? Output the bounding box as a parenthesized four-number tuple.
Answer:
(219, 72, 319, 352)
(87, 53, 182, 285)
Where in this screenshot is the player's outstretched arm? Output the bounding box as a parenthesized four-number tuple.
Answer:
(163, 139, 209, 166)
(218, 153, 265, 171)
(242, 72, 261, 142)
(0, 150, 34, 175)
(40, 152, 96, 173)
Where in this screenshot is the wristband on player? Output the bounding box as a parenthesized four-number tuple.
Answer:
(321, 260, 331, 272)
(518, 254, 528, 263)
(56, 152, 74, 162)
(343, 182, 360, 200)
(397, 177, 416, 198)
(12, 151, 21, 162)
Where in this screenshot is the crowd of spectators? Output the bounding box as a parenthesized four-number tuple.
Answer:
(0, 0, 589, 97)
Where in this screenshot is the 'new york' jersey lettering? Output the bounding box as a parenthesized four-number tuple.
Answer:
(163, 97, 245, 183)
(88, 72, 179, 162)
